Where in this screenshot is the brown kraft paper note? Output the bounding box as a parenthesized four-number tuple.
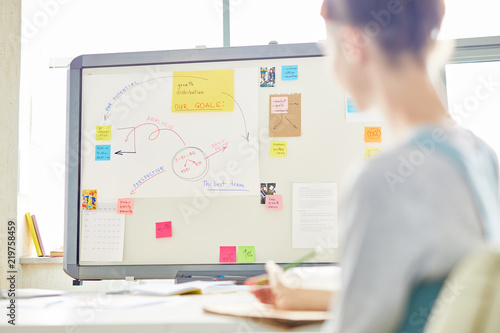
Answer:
(269, 93, 301, 137)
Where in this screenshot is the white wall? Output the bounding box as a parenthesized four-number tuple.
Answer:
(0, 0, 23, 289)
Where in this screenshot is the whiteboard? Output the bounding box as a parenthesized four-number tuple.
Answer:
(64, 44, 385, 280)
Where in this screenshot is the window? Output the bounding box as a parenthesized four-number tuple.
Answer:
(440, 0, 500, 40)
(445, 61, 500, 157)
(19, 0, 223, 253)
(18, 0, 500, 253)
(230, 0, 326, 46)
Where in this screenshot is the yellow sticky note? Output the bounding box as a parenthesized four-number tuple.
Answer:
(365, 127, 382, 143)
(270, 141, 287, 157)
(172, 69, 234, 112)
(365, 147, 383, 161)
(96, 125, 111, 141)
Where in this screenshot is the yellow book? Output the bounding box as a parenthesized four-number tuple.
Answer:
(25, 212, 42, 257)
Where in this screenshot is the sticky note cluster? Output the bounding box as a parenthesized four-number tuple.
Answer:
(156, 221, 172, 238)
(219, 246, 256, 263)
(365, 127, 383, 161)
(269, 93, 301, 137)
(260, 65, 299, 87)
(270, 141, 287, 157)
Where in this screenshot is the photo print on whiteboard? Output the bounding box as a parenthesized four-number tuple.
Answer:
(82, 190, 97, 210)
(260, 67, 275, 87)
(260, 183, 277, 204)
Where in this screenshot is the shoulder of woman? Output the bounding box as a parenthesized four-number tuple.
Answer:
(350, 143, 463, 198)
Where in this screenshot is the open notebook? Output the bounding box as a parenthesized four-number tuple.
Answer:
(128, 281, 237, 296)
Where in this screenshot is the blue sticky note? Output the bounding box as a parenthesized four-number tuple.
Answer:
(282, 65, 298, 81)
(346, 98, 360, 113)
(95, 145, 111, 161)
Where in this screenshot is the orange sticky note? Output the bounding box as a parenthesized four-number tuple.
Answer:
(265, 195, 282, 210)
(156, 221, 172, 238)
(219, 246, 237, 263)
(365, 127, 382, 142)
(117, 199, 134, 215)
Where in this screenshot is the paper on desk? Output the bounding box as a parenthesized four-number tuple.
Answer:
(80, 202, 125, 262)
(0, 288, 66, 299)
(74, 295, 180, 309)
(292, 183, 339, 249)
(15, 296, 66, 309)
(204, 301, 330, 325)
(130, 281, 235, 296)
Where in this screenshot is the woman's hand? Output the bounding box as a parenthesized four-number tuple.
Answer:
(244, 273, 275, 305)
(245, 261, 336, 312)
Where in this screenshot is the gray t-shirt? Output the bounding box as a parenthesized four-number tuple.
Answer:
(323, 125, 496, 333)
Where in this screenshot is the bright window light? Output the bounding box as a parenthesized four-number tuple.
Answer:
(440, 0, 500, 39)
(230, 0, 326, 46)
(17, 0, 500, 254)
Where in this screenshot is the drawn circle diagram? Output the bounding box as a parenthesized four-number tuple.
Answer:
(171, 147, 210, 182)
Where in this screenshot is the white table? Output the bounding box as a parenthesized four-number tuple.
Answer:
(0, 291, 323, 332)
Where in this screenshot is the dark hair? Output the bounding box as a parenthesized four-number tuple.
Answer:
(323, 0, 445, 62)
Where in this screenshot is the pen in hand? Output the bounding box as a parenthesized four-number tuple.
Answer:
(251, 249, 320, 286)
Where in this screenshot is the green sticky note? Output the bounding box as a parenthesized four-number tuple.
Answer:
(238, 246, 255, 263)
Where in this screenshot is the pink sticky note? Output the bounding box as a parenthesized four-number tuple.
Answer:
(156, 221, 172, 238)
(219, 246, 237, 263)
(117, 199, 134, 215)
(271, 96, 289, 114)
(265, 195, 282, 210)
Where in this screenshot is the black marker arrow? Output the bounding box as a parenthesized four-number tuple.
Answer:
(273, 115, 284, 130)
(115, 150, 136, 155)
(115, 126, 137, 156)
(285, 116, 298, 129)
(221, 92, 250, 142)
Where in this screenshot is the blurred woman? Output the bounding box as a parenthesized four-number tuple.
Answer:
(248, 1, 500, 332)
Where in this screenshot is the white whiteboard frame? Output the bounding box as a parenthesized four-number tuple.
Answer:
(63, 43, 335, 281)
